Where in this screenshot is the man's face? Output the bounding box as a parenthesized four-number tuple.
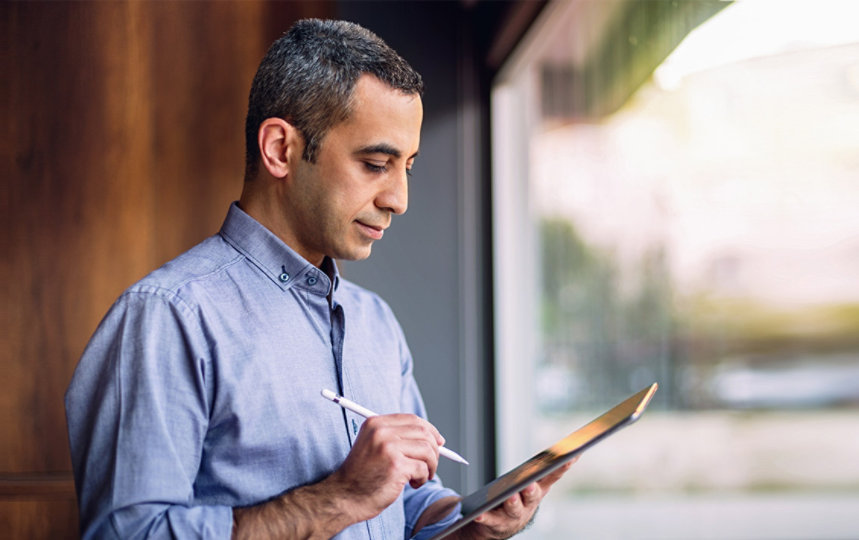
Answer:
(284, 75, 423, 266)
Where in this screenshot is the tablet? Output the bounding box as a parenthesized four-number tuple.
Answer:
(428, 382, 658, 540)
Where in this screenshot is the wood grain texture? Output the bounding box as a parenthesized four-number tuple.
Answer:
(2, 2, 333, 537)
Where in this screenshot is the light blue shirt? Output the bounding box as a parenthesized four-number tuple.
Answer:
(66, 203, 460, 539)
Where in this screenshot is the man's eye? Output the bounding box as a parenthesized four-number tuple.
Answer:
(365, 162, 387, 173)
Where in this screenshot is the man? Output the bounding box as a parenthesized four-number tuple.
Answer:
(66, 19, 568, 539)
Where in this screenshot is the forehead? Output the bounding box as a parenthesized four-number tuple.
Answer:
(325, 75, 423, 155)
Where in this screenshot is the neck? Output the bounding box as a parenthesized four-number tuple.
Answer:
(238, 180, 325, 268)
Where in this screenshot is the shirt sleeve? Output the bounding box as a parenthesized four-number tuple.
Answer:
(65, 288, 233, 539)
(403, 482, 462, 540)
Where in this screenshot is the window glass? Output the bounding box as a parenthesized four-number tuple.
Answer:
(492, 1, 859, 537)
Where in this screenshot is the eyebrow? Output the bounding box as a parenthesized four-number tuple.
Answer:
(355, 143, 419, 160)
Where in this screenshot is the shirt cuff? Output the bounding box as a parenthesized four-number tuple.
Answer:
(405, 485, 462, 540)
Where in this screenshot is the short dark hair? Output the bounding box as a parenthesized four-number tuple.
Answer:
(244, 19, 424, 178)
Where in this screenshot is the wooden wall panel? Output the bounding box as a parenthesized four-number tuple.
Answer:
(2, 2, 333, 537)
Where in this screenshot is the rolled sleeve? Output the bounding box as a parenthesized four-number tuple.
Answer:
(403, 482, 462, 540)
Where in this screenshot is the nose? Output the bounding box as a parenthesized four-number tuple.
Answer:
(376, 168, 409, 215)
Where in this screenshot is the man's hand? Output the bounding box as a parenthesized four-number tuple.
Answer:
(328, 413, 444, 523)
(453, 459, 576, 540)
(233, 413, 444, 539)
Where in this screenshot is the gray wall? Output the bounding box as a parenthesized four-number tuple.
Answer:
(336, 2, 494, 494)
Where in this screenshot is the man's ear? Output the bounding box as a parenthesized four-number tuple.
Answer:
(258, 118, 299, 179)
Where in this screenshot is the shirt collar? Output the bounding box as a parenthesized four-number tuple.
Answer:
(218, 202, 341, 296)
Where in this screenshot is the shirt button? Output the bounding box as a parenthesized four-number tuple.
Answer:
(279, 272, 290, 283)
(307, 276, 318, 285)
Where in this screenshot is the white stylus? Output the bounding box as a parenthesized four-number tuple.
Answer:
(320, 388, 469, 465)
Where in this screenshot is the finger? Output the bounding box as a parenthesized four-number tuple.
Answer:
(356, 416, 442, 483)
(537, 459, 575, 491)
(502, 492, 526, 519)
(367, 414, 445, 447)
(398, 439, 440, 481)
(520, 483, 540, 507)
(474, 500, 533, 537)
(355, 425, 438, 472)
(360, 417, 441, 455)
(387, 423, 443, 478)
(407, 456, 431, 489)
(376, 439, 432, 488)
(362, 415, 444, 453)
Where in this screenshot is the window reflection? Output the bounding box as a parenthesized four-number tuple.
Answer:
(493, 1, 859, 537)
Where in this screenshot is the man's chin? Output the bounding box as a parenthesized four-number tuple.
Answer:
(335, 244, 374, 262)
